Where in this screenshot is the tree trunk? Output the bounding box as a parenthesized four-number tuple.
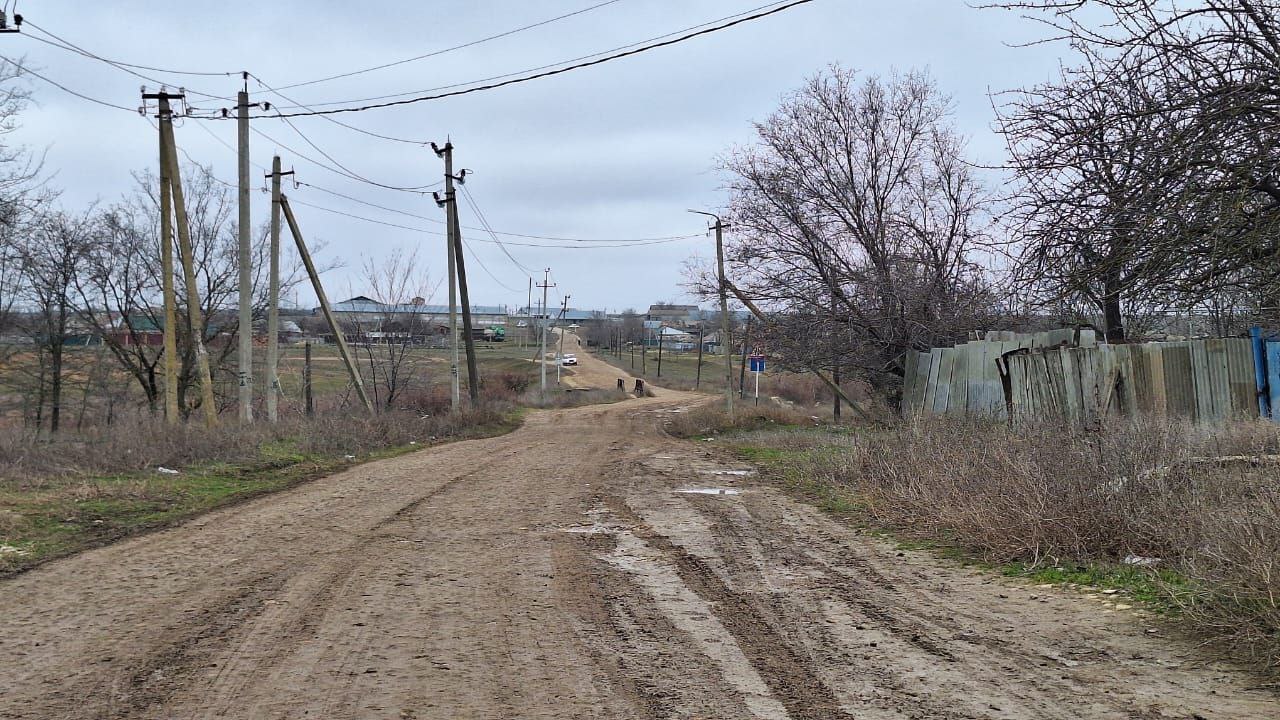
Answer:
(1102, 274, 1126, 343)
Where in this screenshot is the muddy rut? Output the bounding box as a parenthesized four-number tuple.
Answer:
(2, 346, 1276, 719)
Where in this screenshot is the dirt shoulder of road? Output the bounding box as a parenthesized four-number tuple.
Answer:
(0, 412, 525, 579)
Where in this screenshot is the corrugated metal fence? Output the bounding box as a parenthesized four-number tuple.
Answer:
(903, 331, 1263, 424)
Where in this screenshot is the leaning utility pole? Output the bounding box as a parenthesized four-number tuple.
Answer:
(449, 191, 480, 403)
(537, 269, 554, 397)
(690, 210, 733, 413)
(235, 77, 254, 423)
(264, 156, 293, 422)
(156, 91, 218, 427)
(280, 194, 374, 414)
(431, 142, 461, 410)
(149, 90, 180, 425)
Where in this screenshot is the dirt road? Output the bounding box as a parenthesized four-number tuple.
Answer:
(3, 346, 1276, 719)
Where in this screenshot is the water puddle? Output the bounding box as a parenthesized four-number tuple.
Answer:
(673, 487, 743, 496)
(697, 469, 755, 477)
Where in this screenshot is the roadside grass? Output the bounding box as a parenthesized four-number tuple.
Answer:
(0, 407, 521, 576)
(692, 415, 1280, 673)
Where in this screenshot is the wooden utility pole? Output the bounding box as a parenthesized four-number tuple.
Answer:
(157, 94, 218, 427)
(656, 327, 664, 378)
(235, 80, 254, 423)
(280, 194, 374, 414)
(537, 269, 554, 397)
(690, 210, 733, 413)
(151, 91, 180, 424)
(723, 278, 869, 419)
(265, 156, 292, 422)
(432, 142, 461, 410)
(303, 341, 314, 417)
(695, 327, 704, 389)
(556, 296, 569, 385)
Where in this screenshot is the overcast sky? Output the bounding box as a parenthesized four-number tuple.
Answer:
(10, 1, 1067, 313)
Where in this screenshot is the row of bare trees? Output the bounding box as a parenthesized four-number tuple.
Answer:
(0, 167, 293, 432)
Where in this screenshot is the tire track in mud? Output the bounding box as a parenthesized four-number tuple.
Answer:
(602, 495, 856, 720)
(108, 467, 491, 719)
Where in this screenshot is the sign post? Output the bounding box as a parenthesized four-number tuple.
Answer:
(748, 354, 765, 407)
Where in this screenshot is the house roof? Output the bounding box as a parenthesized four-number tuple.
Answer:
(331, 297, 508, 316)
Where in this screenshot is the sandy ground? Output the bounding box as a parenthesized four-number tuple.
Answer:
(2, 338, 1276, 719)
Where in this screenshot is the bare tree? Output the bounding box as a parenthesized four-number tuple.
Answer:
(12, 209, 95, 433)
(358, 247, 435, 410)
(719, 66, 997, 390)
(72, 164, 307, 418)
(993, 0, 1280, 323)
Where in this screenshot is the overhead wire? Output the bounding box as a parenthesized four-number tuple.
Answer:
(249, 123, 440, 193)
(249, 72, 433, 146)
(259, 0, 796, 111)
(19, 21, 235, 101)
(281, 197, 692, 249)
(252, 0, 815, 118)
(0, 51, 137, 112)
(458, 184, 538, 277)
(271, 0, 627, 92)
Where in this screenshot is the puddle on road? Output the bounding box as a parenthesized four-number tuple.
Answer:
(674, 488, 743, 496)
(697, 469, 755, 477)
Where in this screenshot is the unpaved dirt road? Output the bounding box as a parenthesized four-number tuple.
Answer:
(3, 344, 1276, 719)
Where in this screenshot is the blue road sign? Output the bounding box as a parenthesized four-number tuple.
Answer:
(749, 355, 765, 373)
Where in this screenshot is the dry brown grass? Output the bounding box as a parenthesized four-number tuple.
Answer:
(662, 403, 819, 438)
(745, 417, 1280, 670)
(0, 403, 513, 489)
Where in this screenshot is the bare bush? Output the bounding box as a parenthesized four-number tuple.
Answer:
(750, 416, 1280, 669)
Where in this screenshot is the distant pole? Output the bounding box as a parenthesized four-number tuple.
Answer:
(690, 210, 733, 413)
(642, 331, 647, 374)
(537, 269, 554, 397)
(526, 277, 532, 350)
(695, 327, 704, 389)
(657, 328, 664, 378)
(152, 91, 180, 424)
(556, 295, 569, 385)
(739, 315, 751, 399)
(236, 81, 254, 423)
(304, 341, 314, 416)
(265, 156, 291, 423)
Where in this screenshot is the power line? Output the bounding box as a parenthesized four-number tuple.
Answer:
(1, 52, 137, 112)
(271, 0, 626, 92)
(284, 196, 693, 249)
(459, 184, 537, 277)
(253, 0, 815, 118)
(21, 20, 235, 77)
(20, 21, 234, 101)
(249, 124, 440, 193)
(462, 238, 524, 293)
(260, 0, 798, 113)
(249, 73, 433, 146)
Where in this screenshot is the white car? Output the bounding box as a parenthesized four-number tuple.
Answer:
(561, 353, 578, 366)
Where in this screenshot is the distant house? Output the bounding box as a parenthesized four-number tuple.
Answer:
(646, 304, 700, 327)
(106, 314, 164, 347)
(328, 296, 510, 328)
